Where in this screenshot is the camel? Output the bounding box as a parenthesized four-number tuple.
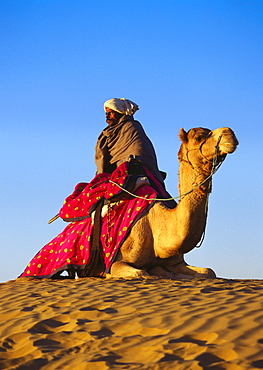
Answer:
(108, 127, 238, 279)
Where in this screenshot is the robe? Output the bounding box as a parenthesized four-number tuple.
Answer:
(95, 115, 164, 184)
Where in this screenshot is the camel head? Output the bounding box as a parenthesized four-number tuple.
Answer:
(178, 127, 238, 169)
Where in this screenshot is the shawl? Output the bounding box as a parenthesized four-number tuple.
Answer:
(95, 115, 164, 184)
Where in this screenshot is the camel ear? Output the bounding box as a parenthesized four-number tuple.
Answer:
(179, 128, 188, 143)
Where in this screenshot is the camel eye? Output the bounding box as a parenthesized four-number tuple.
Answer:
(195, 135, 203, 142)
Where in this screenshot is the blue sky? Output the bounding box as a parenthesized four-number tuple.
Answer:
(1, 0, 262, 282)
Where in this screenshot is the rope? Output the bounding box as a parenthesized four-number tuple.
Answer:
(109, 139, 224, 203)
(48, 136, 225, 224)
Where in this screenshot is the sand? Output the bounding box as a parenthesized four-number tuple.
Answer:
(0, 277, 263, 370)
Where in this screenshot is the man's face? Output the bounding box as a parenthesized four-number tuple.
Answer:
(105, 108, 122, 126)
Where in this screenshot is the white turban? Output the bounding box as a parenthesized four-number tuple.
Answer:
(104, 98, 139, 116)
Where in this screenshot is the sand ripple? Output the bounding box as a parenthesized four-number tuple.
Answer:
(0, 278, 263, 369)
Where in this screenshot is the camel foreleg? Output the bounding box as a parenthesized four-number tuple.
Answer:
(156, 254, 217, 279)
(168, 258, 216, 279)
(108, 261, 149, 279)
(148, 265, 201, 279)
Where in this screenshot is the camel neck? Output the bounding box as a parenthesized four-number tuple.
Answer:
(178, 159, 212, 200)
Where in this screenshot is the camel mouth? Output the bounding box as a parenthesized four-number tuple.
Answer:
(220, 143, 238, 154)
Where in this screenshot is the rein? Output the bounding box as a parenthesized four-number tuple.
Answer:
(109, 135, 226, 202)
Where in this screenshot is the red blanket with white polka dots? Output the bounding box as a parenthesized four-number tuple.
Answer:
(19, 162, 164, 278)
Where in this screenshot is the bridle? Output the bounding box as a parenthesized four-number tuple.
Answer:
(184, 132, 226, 171)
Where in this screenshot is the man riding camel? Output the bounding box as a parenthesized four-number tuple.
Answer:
(19, 98, 174, 279)
(95, 98, 165, 186)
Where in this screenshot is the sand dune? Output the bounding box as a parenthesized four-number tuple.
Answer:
(0, 277, 263, 369)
